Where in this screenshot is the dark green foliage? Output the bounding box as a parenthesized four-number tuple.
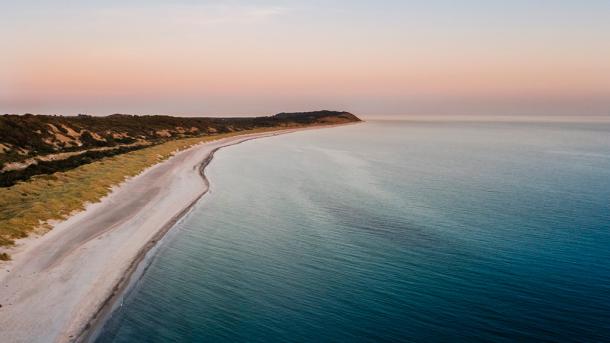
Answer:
(80, 131, 107, 148)
(0, 145, 150, 187)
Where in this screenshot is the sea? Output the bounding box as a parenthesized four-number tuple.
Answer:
(97, 119, 610, 342)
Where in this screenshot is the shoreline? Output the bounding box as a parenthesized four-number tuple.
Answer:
(0, 123, 355, 343)
(75, 133, 287, 342)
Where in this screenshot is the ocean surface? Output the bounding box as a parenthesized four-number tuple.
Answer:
(97, 120, 610, 342)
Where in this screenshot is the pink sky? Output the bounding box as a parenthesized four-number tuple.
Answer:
(2, 1, 609, 117)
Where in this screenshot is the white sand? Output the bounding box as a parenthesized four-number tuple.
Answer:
(0, 130, 300, 343)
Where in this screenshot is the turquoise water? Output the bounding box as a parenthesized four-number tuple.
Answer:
(98, 120, 610, 342)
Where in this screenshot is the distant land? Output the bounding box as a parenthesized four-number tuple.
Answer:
(0, 111, 360, 187)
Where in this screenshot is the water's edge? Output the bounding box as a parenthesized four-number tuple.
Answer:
(76, 132, 290, 343)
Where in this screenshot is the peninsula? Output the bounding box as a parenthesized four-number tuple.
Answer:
(0, 111, 360, 342)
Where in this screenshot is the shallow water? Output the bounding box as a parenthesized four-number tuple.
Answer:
(98, 120, 610, 342)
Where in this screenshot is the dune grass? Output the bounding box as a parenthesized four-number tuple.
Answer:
(0, 128, 283, 249)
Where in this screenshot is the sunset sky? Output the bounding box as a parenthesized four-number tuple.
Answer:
(2, 1, 610, 117)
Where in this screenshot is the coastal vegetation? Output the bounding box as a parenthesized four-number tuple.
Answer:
(0, 111, 359, 186)
(0, 111, 360, 251)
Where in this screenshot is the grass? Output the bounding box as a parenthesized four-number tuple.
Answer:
(0, 127, 288, 250)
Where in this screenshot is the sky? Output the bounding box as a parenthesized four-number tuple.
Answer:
(1, 0, 610, 117)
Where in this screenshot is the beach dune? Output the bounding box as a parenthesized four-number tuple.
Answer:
(0, 130, 295, 343)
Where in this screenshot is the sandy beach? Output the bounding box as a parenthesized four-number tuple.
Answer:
(0, 128, 306, 343)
